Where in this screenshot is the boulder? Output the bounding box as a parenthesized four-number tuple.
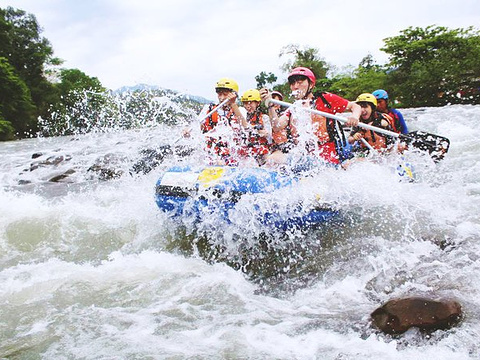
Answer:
(371, 297, 462, 335)
(30, 154, 72, 171)
(87, 153, 126, 180)
(49, 169, 76, 183)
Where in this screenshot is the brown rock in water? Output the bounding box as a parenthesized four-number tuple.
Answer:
(49, 169, 76, 182)
(371, 297, 462, 335)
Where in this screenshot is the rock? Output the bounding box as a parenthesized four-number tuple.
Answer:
(49, 169, 76, 183)
(30, 154, 72, 171)
(371, 297, 462, 335)
(130, 146, 173, 175)
(87, 153, 126, 180)
(130, 145, 195, 175)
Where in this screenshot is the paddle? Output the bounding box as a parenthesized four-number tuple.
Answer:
(199, 97, 231, 123)
(267, 98, 450, 162)
(178, 97, 232, 142)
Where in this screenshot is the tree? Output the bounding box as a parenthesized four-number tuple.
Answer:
(42, 68, 107, 136)
(382, 25, 480, 106)
(328, 55, 388, 100)
(255, 71, 277, 89)
(279, 44, 330, 91)
(0, 6, 60, 132)
(0, 57, 36, 139)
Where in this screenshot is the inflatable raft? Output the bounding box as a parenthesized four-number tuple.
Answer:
(155, 166, 339, 229)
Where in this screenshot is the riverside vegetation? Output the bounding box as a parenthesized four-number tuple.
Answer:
(1, 6, 479, 141)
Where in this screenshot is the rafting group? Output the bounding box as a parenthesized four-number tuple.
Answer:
(183, 66, 429, 171)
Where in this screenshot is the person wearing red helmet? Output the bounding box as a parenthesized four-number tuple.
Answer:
(260, 67, 361, 166)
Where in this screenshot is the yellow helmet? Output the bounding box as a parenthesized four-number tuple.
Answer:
(215, 78, 239, 93)
(241, 89, 261, 103)
(355, 93, 377, 107)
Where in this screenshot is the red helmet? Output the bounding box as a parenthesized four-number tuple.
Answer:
(288, 67, 316, 84)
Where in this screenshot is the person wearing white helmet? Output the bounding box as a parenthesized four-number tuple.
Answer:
(372, 89, 408, 134)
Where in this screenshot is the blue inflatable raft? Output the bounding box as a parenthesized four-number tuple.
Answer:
(155, 166, 339, 229)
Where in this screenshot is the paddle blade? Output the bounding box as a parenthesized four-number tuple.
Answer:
(404, 131, 450, 162)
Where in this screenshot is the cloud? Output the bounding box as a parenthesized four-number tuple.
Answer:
(3, 0, 480, 99)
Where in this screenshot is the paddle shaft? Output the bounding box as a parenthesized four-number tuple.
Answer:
(177, 98, 231, 143)
(199, 97, 230, 123)
(267, 98, 404, 140)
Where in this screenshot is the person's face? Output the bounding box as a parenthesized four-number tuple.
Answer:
(359, 102, 373, 120)
(243, 100, 259, 113)
(216, 88, 232, 102)
(288, 75, 311, 99)
(376, 98, 388, 112)
(271, 95, 282, 108)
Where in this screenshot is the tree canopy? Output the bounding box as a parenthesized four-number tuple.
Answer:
(0, 6, 106, 139)
(257, 26, 480, 107)
(381, 25, 480, 106)
(1, 5, 479, 141)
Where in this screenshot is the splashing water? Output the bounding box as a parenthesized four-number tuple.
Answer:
(1, 98, 480, 358)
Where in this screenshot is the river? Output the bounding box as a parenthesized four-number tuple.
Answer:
(0, 103, 479, 359)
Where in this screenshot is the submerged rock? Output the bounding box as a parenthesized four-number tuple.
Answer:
(130, 144, 194, 175)
(49, 169, 76, 183)
(87, 153, 126, 180)
(29, 154, 72, 171)
(371, 297, 462, 335)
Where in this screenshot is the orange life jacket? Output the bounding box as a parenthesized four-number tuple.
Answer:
(200, 103, 240, 164)
(243, 111, 270, 156)
(201, 104, 236, 133)
(352, 113, 393, 151)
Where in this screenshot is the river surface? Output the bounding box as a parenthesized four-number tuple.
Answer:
(1, 104, 479, 359)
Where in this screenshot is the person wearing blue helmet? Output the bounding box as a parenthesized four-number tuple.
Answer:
(372, 89, 408, 134)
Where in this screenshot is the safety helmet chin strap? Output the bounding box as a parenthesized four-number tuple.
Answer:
(302, 81, 315, 100)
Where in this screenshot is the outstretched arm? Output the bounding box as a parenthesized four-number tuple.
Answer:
(345, 101, 361, 127)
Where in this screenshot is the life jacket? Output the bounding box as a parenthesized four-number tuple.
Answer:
(314, 94, 350, 164)
(200, 103, 240, 165)
(201, 103, 237, 133)
(385, 109, 403, 134)
(353, 112, 394, 151)
(242, 110, 270, 157)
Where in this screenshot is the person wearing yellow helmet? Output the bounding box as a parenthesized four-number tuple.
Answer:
(348, 93, 394, 153)
(199, 77, 247, 166)
(239, 89, 272, 165)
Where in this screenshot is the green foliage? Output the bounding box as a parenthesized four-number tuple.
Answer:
(0, 57, 36, 138)
(382, 25, 480, 106)
(0, 6, 59, 136)
(255, 71, 277, 88)
(328, 55, 388, 100)
(280, 44, 330, 89)
(0, 117, 15, 140)
(41, 68, 109, 135)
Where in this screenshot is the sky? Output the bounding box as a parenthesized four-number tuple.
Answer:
(2, 0, 480, 100)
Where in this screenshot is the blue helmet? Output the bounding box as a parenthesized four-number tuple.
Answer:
(373, 89, 389, 100)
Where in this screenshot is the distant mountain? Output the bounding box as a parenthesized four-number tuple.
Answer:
(114, 84, 212, 104)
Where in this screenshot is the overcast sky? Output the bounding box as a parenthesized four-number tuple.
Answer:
(2, 0, 480, 100)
